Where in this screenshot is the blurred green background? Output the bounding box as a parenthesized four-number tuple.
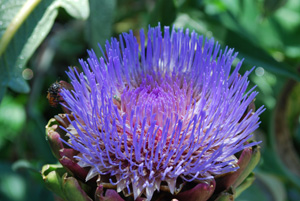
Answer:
(0, 0, 300, 200)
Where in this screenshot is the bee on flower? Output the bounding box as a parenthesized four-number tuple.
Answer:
(47, 81, 63, 107)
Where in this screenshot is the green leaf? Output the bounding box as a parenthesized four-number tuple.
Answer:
(12, 159, 37, 172)
(0, 162, 26, 201)
(216, 0, 300, 62)
(0, 0, 89, 95)
(85, 0, 116, 56)
(1, 161, 54, 201)
(256, 172, 287, 201)
(173, 0, 187, 8)
(224, 29, 300, 81)
(263, 0, 288, 15)
(0, 0, 34, 54)
(174, 10, 227, 41)
(237, 172, 287, 201)
(0, 94, 26, 149)
(261, 148, 300, 189)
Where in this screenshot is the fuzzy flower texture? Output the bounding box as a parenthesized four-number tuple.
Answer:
(59, 25, 264, 200)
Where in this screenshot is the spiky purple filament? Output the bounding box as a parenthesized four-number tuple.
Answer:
(60, 25, 264, 200)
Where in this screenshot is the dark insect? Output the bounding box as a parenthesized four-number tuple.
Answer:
(47, 81, 62, 107)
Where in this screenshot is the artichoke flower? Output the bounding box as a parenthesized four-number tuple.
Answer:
(42, 24, 264, 201)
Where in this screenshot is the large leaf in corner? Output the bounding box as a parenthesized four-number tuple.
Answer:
(0, 0, 89, 101)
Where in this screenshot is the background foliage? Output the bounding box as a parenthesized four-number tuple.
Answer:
(0, 0, 300, 200)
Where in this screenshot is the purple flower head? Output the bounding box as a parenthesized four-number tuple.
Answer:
(60, 24, 264, 200)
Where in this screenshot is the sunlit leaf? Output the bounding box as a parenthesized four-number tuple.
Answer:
(174, 10, 227, 40)
(215, 0, 300, 62)
(0, 0, 89, 99)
